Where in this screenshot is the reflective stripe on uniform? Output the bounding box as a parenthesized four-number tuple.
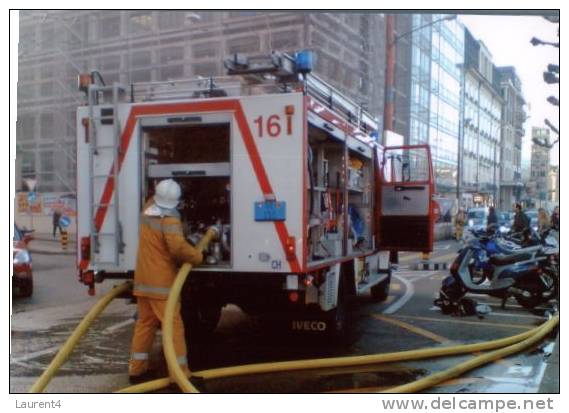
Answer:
(162, 223, 183, 234)
(131, 352, 149, 361)
(134, 283, 171, 296)
(140, 216, 183, 234)
(177, 355, 188, 366)
(141, 216, 162, 231)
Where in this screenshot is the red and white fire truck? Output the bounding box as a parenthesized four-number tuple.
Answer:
(76, 52, 436, 336)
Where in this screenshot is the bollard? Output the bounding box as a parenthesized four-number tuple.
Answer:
(61, 231, 68, 250)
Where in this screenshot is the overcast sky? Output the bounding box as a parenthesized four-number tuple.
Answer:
(458, 14, 559, 166)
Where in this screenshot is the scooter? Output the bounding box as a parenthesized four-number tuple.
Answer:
(462, 227, 557, 285)
(439, 243, 558, 311)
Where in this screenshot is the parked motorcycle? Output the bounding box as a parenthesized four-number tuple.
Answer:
(438, 241, 558, 311)
(462, 227, 557, 286)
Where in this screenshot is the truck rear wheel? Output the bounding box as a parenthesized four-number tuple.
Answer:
(181, 297, 222, 339)
(370, 271, 391, 302)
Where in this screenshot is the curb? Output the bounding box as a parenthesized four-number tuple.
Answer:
(413, 261, 448, 271)
(29, 249, 75, 256)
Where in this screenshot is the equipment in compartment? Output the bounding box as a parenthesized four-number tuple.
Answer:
(143, 124, 232, 266)
(306, 125, 375, 263)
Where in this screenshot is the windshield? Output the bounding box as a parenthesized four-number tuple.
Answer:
(498, 212, 510, 223)
(526, 211, 538, 219)
(468, 210, 486, 220)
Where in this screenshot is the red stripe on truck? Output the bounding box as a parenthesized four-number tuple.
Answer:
(92, 99, 302, 273)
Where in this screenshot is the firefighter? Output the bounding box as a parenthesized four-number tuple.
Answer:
(455, 208, 466, 241)
(129, 179, 209, 384)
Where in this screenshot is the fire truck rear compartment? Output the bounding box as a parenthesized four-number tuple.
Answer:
(143, 123, 232, 267)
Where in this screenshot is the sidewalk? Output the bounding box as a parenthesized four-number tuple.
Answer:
(28, 233, 76, 256)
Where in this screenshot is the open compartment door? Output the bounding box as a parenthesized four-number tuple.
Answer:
(377, 144, 435, 252)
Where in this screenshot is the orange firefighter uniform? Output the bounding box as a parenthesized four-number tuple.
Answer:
(129, 201, 203, 379)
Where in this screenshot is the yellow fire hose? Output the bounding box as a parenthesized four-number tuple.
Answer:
(30, 226, 559, 394)
(28, 281, 132, 393)
(384, 314, 559, 393)
(161, 227, 218, 393)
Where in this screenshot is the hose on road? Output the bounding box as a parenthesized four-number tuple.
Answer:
(30, 227, 558, 393)
(28, 281, 132, 393)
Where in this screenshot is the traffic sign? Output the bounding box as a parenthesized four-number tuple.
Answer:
(27, 192, 37, 205)
(60, 215, 71, 228)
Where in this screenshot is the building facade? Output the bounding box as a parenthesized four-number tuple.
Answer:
(399, 14, 464, 200)
(17, 11, 388, 192)
(548, 165, 559, 203)
(460, 28, 503, 207)
(529, 127, 551, 202)
(497, 66, 525, 209)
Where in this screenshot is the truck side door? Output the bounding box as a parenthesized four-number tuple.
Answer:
(376, 144, 436, 252)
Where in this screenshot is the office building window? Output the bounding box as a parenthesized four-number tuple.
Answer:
(192, 42, 218, 59)
(101, 54, 121, 72)
(40, 151, 54, 171)
(131, 69, 151, 83)
(160, 65, 184, 80)
(18, 84, 35, 100)
(21, 151, 35, 176)
(157, 11, 185, 30)
(159, 46, 184, 65)
(270, 31, 299, 51)
(40, 113, 54, 138)
(227, 36, 260, 54)
(131, 50, 152, 67)
(129, 12, 153, 34)
(18, 116, 35, 141)
(40, 82, 53, 97)
(101, 14, 121, 39)
(228, 11, 257, 18)
(193, 62, 218, 76)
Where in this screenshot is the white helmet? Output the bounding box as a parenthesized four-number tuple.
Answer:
(154, 179, 181, 209)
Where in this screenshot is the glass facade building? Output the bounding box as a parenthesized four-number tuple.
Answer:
(407, 14, 464, 197)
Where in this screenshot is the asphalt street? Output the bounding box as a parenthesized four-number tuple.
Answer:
(10, 238, 559, 393)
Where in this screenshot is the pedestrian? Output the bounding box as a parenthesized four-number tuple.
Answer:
(551, 206, 560, 231)
(128, 179, 213, 385)
(52, 209, 62, 237)
(455, 208, 466, 241)
(487, 206, 498, 233)
(537, 208, 551, 234)
(512, 203, 530, 234)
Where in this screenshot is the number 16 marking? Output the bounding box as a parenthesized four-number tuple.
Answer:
(254, 114, 293, 138)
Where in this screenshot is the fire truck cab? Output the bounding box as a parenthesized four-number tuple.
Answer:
(76, 52, 435, 337)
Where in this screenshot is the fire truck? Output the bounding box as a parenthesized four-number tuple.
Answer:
(76, 52, 436, 337)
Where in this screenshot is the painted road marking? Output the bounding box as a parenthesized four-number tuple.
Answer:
(434, 244, 451, 250)
(372, 314, 452, 344)
(11, 345, 60, 363)
(382, 274, 413, 315)
(429, 306, 544, 321)
(393, 315, 533, 330)
(103, 318, 135, 334)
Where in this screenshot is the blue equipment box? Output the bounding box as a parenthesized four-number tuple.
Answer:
(254, 200, 286, 221)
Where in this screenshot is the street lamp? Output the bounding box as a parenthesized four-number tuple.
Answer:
(547, 96, 560, 106)
(530, 37, 559, 48)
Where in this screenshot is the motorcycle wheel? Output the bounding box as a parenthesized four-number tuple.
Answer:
(514, 270, 558, 309)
